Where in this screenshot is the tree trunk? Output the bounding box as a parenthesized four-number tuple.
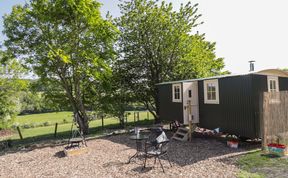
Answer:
(57, 62, 90, 135)
(77, 115, 89, 135)
(74, 112, 89, 135)
(153, 86, 161, 123)
(154, 100, 161, 124)
(119, 115, 125, 129)
(144, 100, 160, 124)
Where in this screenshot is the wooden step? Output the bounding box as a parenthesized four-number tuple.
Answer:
(178, 130, 188, 135)
(172, 125, 197, 142)
(172, 136, 185, 141)
(178, 127, 189, 132)
(175, 132, 186, 136)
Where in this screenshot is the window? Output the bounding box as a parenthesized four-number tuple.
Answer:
(269, 80, 277, 92)
(188, 90, 192, 98)
(204, 79, 219, 104)
(267, 76, 280, 103)
(267, 76, 279, 92)
(172, 84, 182, 102)
(207, 83, 217, 100)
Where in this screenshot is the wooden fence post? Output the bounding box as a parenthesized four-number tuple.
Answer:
(101, 115, 104, 131)
(17, 126, 23, 140)
(124, 113, 128, 126)
(54, 123, 58, 138)
(137, 112, 140, 122)
(134, 112, 136, 125)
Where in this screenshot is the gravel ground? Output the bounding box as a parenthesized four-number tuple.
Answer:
(0, 134, 247, 178)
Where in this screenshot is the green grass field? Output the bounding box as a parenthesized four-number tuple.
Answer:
(15, 112, 73, 125)
(14, 111, 152, 125)
(10, 111, 154, 144)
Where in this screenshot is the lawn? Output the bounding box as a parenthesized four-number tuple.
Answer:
(237, 150, 288, 177)
(15, 112, 73, 125)
(9, 111, 154, 144)
(14, 111, 152, 126)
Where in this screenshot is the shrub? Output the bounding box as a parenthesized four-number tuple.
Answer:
(43, 121, 50, 126)
(63, 119, 68, 124)
(30, 123, 38, 128)
(11, 122, 20, 129)
(22, 123, 30, 129)
(37, 123, 44, 127)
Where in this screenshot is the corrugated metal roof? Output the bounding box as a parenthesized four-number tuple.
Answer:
(156, 69, 288, 85)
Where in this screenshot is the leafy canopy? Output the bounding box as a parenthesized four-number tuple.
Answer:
(3, 0, 118, 133)
(0, 51, 28, 128)
(116, 0, 227, 119)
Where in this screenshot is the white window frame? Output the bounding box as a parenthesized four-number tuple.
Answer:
(267, 76, 280, 104)
(267, 76, 279, 92)
(172, 83, 182, 102)
(204, 79, 219, 104)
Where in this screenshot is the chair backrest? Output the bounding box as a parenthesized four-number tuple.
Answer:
(148, 127, 163, 142)
(156, 131, 168, 143)
(158, 140, 170, 153)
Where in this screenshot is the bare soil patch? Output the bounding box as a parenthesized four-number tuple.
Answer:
(0, 129, 14, 138)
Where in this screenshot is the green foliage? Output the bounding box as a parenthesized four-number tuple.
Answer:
(96, 71, 135, 127)
(63, 119, 68, 123)
(19, 89, 66, 114)
(43, 121, 50, 127)
(174, 34, 228, 79)
(116, 0, 227, 120)
(0, 51, 28, 129)
(20, 91, 45, 114)
(3, 0, 118, 133)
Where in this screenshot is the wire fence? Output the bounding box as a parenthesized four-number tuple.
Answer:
(260, 91, 288, 148)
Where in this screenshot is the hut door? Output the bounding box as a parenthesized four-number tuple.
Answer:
(183, 82, 199, 124)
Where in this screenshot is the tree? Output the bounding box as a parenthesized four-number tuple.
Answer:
(96, 69, 135, 128)
(3, 0, 117, 134)
(282, 68, 288, 72)
(0, 51, 28, 129)
(116, 0, 227, 122)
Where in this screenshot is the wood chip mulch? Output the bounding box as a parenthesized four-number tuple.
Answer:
(0, 134, 250, 178)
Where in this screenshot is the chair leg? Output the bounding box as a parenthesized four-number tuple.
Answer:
(158, 157, 165, 173)
(166, 154, 172, 167)
(143, 155, 147, 169)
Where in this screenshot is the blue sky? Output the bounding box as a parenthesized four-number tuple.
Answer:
(1, 0, 288, 73)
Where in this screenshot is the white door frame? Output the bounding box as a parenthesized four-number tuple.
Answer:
(182, 82, 199, 124)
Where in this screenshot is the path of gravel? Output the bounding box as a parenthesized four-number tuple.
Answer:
(0, 134, 246, 178)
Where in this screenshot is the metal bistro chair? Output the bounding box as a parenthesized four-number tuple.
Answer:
(143, 140, 172, 173)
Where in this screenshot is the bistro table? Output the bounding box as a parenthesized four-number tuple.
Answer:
(126, 134, 149, 164)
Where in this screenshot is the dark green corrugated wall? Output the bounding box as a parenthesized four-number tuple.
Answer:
(279, 77, 288, 90)
(251, 74, 268, 138)
(157, 84, 183, 123)
(199, 75, 256, 138)
(157, 74, 288, 138)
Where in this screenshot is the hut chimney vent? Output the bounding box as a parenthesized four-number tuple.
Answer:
(248, 60, 255, 72)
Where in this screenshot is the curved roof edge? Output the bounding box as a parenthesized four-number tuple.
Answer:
(157, 69, 288, 85)
(255, 69, 288, 77)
